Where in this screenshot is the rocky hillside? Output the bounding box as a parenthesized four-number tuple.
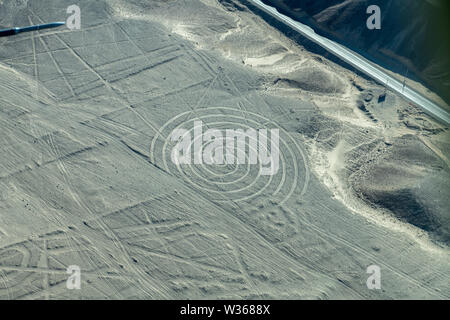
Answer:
(261, 0, 450, 105)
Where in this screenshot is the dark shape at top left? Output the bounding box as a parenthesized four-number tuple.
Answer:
(0, 21, 65, 37)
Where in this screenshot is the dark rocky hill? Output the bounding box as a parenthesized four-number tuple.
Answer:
(261, 0, 450, 105)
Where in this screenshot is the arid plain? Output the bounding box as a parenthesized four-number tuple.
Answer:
(0, 0, 449, 299)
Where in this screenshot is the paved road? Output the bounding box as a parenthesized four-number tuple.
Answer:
(248, 0, 450, 125)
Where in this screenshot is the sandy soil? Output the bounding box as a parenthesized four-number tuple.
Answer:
(0, 0, 448, 299)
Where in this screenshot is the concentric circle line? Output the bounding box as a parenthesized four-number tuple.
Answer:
(150, 106, 310, 204)
(161, 118, 280, 198)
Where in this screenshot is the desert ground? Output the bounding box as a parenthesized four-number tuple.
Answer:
(0, 0, 449, 299)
